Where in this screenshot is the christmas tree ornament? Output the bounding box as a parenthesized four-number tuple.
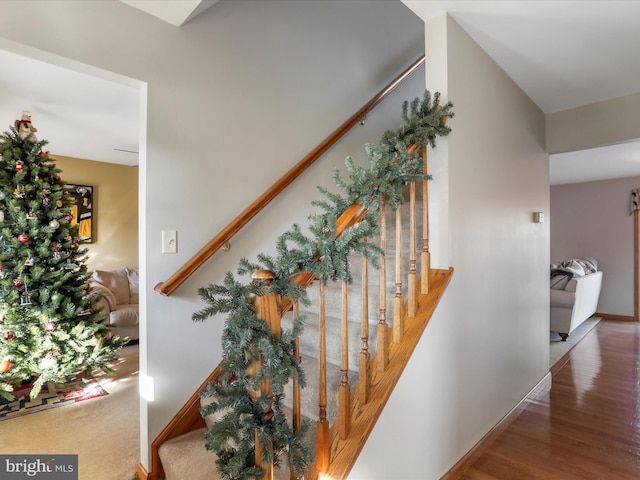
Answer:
(56, 200, 62, 208)
(24, 257, 34, 266)
(12, 279, 22, 288)
(20, 290, 32, 306)
(15, 160, 23, 171)
(42, 193, 49, 205)
(13, 187, 24, 198)
(48, 219, 60, 229)
(0, 360, 11, 372)
(18, 233, 29, 243)
(3, 331, 14, 341)
(14, 111, 37, 141)
(65, 213, 73, 222)
(45, 321, 55, 332)
(51, 292, 63, 306)
(39, 151, 45, 157)
(0, 190, 5, 200)
(0, 212, 4, 222)
(26, 211, 37, 220)
(40, 353, 55, 369)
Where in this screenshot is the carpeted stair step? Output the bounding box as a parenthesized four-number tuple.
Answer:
(282, 352, 358, 425)
(300, 269, 408, 326)
(160, 402, 317, 480)
(159, 428, 220, 480)
(282, 309, 365, 372)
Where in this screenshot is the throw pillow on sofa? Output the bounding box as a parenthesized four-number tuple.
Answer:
(550, 257, 599, 290)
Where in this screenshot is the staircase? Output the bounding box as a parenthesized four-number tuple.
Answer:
(142, 68, 454, 480)
(155, 180, 453, 479)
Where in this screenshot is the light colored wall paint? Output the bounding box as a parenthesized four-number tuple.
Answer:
(54, 155, 138, 272)
(551, 177, 638, 317)
(351, 14, 550, 479)
(546, 91, 640, 154)
(0, 0, 425, 470)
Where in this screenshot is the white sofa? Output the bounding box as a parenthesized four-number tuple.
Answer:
(550, 258, 602, 341)
(90, 267, 139, 340)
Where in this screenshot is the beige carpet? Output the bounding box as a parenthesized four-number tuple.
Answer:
(0, 342, 140, 480)
(550, 316, 601, 368)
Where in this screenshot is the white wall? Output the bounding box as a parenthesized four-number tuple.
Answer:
(0, 0, 427, 471)
(547, 92, 640, 154)
(551, 177, 638, 317)
(351, 14, 550, 479)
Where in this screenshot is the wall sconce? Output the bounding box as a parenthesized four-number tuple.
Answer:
(533, 212, 544, 223)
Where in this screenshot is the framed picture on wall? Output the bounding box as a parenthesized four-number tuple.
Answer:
(63, 184, 94, 243)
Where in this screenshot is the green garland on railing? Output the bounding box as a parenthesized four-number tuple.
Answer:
(193, 90, 453, 480)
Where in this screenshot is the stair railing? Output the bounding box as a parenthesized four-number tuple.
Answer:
(154, 54, 426, 297)
(143, 147, 452, 480)
(144, 84, 455, 478)
(243, 146, 451, 479)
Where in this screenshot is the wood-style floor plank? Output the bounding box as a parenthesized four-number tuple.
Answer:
(453, 321, 640, 480)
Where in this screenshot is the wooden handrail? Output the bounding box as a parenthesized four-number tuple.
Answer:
(155, 54, 426, 296)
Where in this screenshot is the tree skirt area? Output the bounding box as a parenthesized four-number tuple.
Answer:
(0, 374, 107, 421)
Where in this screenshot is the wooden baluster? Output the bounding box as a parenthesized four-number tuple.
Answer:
(393, 207, 404, 343)
(408, 181, 418, 317)
(339, 281, 351, 438)
(291, 300, 301, 480)
(251, 270, 281, 480)
(377, 199, 389, 372)
(358, 243, 370, 402)
(316, 281, 330, 473)
(421, 148, 430, 295)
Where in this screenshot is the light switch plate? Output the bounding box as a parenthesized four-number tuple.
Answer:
(162, 230, 177, 253)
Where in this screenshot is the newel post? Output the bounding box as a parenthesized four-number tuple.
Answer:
(250, 269, 282, 480)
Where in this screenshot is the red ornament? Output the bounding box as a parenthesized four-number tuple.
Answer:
(0, 360, 11, 372)
(39, 151, 45, 157)
(15, 161, 23, 171)
(18, 233, 29, 243)
(45, 321, 56, 332)
(65, 213, 73, 222)
(3, 331, 14, 341)
(12, 279, 22, 288)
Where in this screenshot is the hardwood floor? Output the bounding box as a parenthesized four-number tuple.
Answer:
(458, 321, 640, 480)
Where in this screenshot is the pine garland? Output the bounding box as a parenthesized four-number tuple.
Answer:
(193, 90, 453, 479)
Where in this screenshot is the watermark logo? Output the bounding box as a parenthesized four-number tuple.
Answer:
(0, 455, 77, 479)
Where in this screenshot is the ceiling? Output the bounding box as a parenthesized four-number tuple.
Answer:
(1, 0, 639, 184)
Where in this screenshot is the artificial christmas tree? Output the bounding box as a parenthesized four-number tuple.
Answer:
(0, 112, 126, 400)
